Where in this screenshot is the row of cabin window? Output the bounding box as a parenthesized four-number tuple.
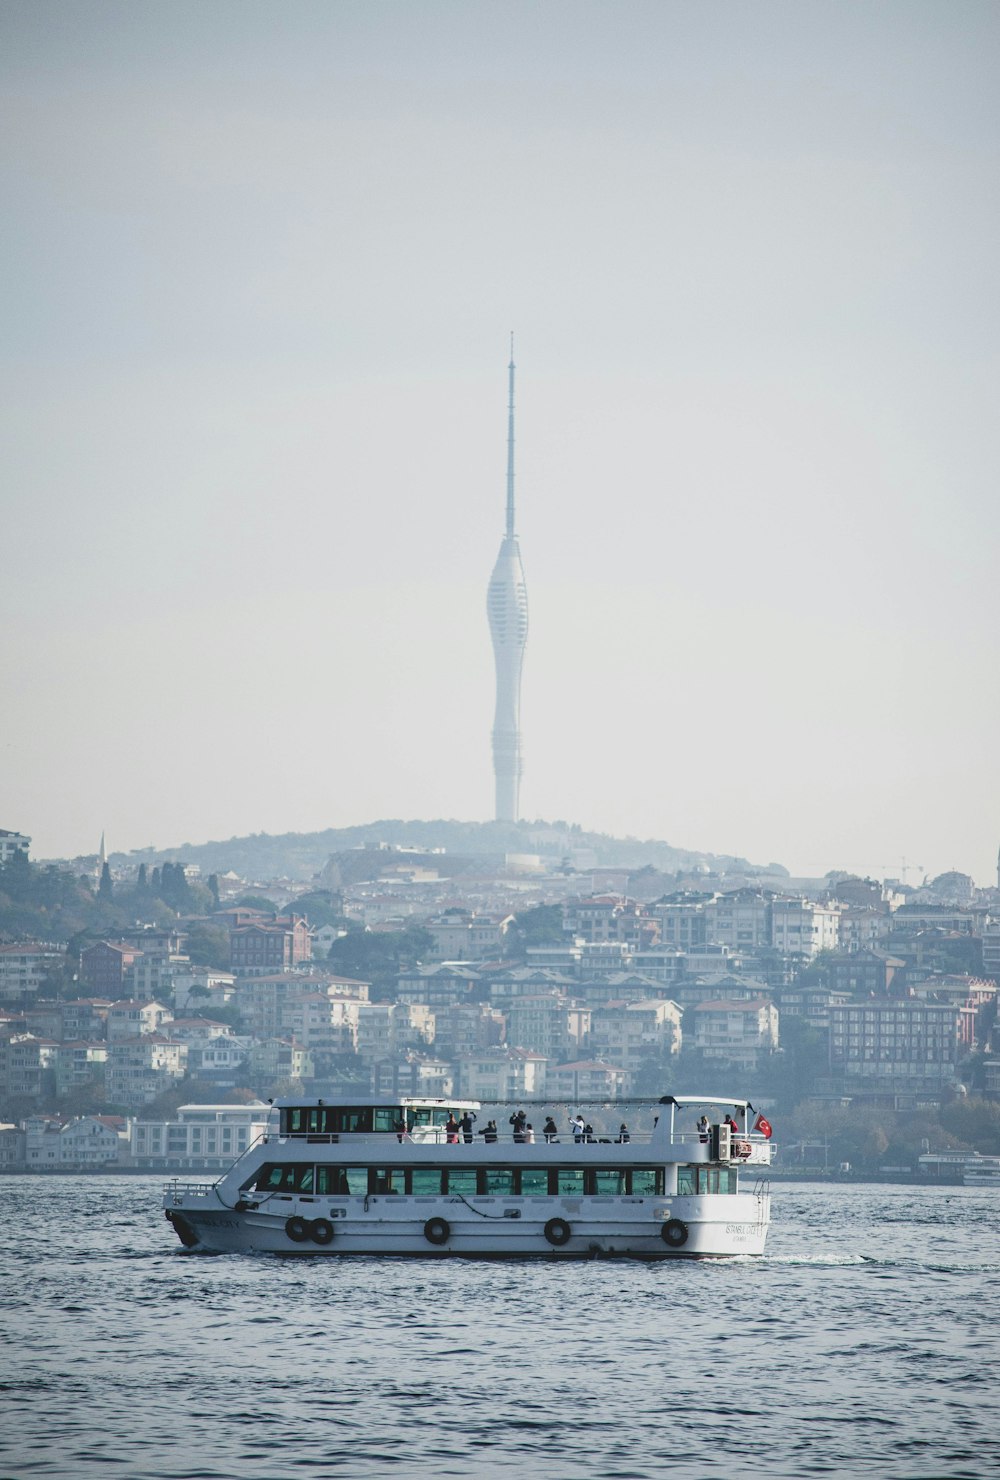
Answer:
(251, 1164, 664, 1196)
(249, 1164, 735, 1197)
(282, 1107, 456, 1135)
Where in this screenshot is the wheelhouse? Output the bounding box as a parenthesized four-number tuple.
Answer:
(279, 1098, 480, 1138)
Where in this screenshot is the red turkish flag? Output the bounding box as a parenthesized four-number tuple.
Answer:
(753, 1114, 773, 1139)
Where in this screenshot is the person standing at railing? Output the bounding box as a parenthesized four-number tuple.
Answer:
(510, 1109, 527, 1143)
(542, 1116, 559, 1143)
(460, 1110, 477, 1144)
(445, 1114, 461, 1144)
(698, 1115, 710, 1144)
(571, 1115, 586, 1144)
(616, 1123, 630, 1144)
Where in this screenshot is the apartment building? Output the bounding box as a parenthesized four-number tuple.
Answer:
(104, 1035, 187, 1108)
(0, 943, 63, 1002)
(828, 999, 975, 1088)
(691, 998, 780, 1070)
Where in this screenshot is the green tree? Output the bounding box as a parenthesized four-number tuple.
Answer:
(327, 926, 433, 999)
(98, 862, 113, 902)
(185, 921, 231, 970)
(502, 904, 565, 960)
(287, 890, 347, 928)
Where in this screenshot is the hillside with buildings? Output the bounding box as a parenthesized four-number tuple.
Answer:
(1, 823, 999, 1177)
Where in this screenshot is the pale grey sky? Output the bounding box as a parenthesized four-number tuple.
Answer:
(2, 0, 998, 882)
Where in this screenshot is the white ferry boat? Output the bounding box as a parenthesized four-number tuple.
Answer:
(963, 1157, 1000, 1187)
(163, 1093, 774, 1259)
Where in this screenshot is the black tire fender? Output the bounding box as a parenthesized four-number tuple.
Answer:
(310, 1218, 334, 1246)
(661, 1217, 689, 1248)
(544, 1217, 572, 1247)
(423, 1216, 450, 1246)
(285, 1215, 310, 1243)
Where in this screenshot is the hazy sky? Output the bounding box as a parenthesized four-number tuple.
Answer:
(2, 1, 998, 882)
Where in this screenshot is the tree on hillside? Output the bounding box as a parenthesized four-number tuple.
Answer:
(236, 895, 278, 915)
(185, 921, 231, 970)
(503, 904, 565, 960)
(98, 862, 113, 902)
(286, 891, 349, 929)
(327, 926, 433, 998)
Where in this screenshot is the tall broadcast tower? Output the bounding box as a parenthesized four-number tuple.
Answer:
(487, 340, 529, 823)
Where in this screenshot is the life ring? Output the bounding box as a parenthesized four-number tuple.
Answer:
(285, 1215, 310, 1243)
(310, 1218, 334, 1246)
(544, 1217, 572, 1247)
(423, 1216, 450, 1246)
(661, 1218, 689, 1248)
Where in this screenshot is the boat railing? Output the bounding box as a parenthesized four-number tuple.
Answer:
(163, 1179, 215, 1203)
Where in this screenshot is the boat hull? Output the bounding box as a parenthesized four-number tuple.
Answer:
(165, 1191, 769, 1259)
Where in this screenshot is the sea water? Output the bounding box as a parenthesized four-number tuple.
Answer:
(0, 1176, 997, 1479)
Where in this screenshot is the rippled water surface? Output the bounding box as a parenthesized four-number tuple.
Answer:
(1, 1177, 998, 1478)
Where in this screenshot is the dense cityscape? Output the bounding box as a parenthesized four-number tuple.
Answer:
(1, 820, 998, 1179)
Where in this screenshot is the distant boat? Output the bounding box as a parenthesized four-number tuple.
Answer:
(963, 1158, 1000, 1187)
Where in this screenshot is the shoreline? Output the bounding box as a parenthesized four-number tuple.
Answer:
(0, 1166, 974, 1187)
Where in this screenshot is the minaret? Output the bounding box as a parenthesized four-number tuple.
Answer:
(487, 339, 529, 823)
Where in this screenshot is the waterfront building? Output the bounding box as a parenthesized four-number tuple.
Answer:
(57, 1115, 130, 1166)
(486, 344, 529, 822)
(131, 1102, 270, 1169)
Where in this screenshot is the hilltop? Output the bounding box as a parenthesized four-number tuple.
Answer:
(113, 819, 766, 884)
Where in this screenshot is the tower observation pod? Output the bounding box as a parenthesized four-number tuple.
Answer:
(487, 342, 529, 823)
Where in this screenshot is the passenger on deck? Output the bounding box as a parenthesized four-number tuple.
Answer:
(617, 1123, 630, 1144)
(460, 1110, 477, 1144)
(523, 1123, 536, 1144)
(543, 1116, 559, 1144)
(584, 1123, 596, 1143)
(480, 1119, 498, 1143)
(724, 1113, 739, 1139)
(445, 1114, 461, 1144)
(571, 1115, 586, 1144)
(510, 1110, 527, 1143)
(698, 1114, 710, 1144)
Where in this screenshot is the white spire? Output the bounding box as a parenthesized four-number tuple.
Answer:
(488, 340, 529, 823)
